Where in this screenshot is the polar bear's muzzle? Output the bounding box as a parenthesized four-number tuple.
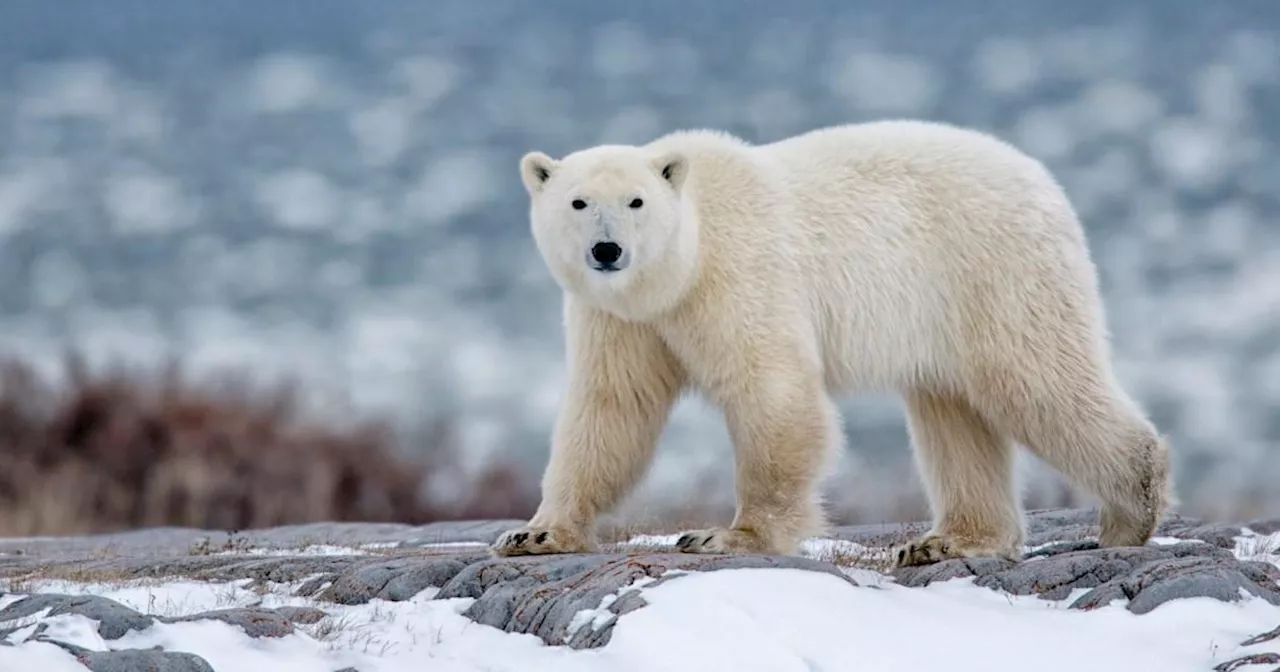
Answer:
(587, 240, 630, 273)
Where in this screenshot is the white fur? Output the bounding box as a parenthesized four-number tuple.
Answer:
(493, 120, 1172, 564)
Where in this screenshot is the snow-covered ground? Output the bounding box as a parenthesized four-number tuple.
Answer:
(2, 533, 1278, 672)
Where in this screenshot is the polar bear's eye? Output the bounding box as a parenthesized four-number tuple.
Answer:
(571, 199, 587, 210)
(629, 198, 644, 209)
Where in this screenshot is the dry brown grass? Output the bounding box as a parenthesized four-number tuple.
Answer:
(0, 353, 537, 537)
(0, 565, 149, 591)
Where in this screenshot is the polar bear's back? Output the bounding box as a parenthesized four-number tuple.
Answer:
(760, 120, 1081, 246)
(772, 121, 1104, 391)
(659, 120, 1107, 393)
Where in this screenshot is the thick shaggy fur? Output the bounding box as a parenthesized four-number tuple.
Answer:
(492, 120, 1173, 566)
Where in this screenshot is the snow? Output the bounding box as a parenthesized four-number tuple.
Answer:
(0, 534, 1276, 671)
(213, 544, 378, 557)
(609, 569, 1278, 672)
(621, 533, 888, 567)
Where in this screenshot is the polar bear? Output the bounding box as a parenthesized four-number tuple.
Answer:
(491, 119, 1172, 567)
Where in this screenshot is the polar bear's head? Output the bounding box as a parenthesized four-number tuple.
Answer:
(519, 145, 696, 319)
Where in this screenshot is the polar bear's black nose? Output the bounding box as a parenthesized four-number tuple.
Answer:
(591, 241, 623, 266)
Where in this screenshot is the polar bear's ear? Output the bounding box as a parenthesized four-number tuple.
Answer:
(652, 152, 688, 193)
(520, 151, 559, 195)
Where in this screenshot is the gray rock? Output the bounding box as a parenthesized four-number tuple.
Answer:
(827, 508, 1124, 547)
(1213, 652, 1280, 672)
(1244, 518, 1280, 536)
(163, 608, 296, 638)
(439, 552, 859, 649)
(826, 520, 927, 546)
(274, 606, 329, 625)
(894, 540, 1280, 614)
(378, 555, 481, 601)
(0, 620, 47, 644)
(1154, 518, 1247, 549)
(1023, 508, 1107, 545)
(316, 557, 410, 605)
(0, 554, 365, 589)
(1241, 622, 1280, 647)
(1205, 620, 1280, 671)
(62, 646, 215, 672)
(318, 554, 486, 605)
(1029, 539, 1233, 562)
(1021, 508, 1246, 548)
(183, 556, 364, 585)
(437, 553, 618, 601)
(1072, 556, 1280, 614)
(0, 594, 154, 640)
(294, 573, 339, 598)
(399, 520, 529, 546)
(0, 519, 525, 562)
(830, 508, 1251, 550)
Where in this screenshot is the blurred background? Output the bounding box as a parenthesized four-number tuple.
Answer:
(0, 0, 1276, 537)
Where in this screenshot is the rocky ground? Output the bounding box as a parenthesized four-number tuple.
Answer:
(1, 508, 1279, 672)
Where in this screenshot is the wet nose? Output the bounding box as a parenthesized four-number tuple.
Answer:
(591, 241, 623, 265)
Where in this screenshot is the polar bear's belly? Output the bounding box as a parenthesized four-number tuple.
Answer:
(810, 270, 958, 395)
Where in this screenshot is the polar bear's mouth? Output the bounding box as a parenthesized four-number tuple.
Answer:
(588, 241, 629, 272)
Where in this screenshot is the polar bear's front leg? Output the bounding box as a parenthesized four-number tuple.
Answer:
(677, 371, 836, 556)
(491, 303, 685, 557)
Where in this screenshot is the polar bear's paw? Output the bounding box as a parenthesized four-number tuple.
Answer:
(892, 534, 1020, 568)
(490, 526, 593, 557)
(674, 527, 771, 555)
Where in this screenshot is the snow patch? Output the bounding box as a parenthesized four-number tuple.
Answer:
(563, 575, 660, 645)
(1234, 530, 1280, 568)
(1, 607, 53, 643)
